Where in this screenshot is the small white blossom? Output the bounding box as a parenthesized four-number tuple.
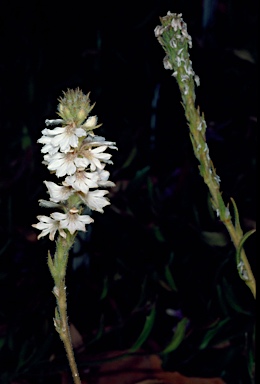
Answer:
(171, 14, 182, 31)
(225, 207, 230, 219)
(176, 56, 182, 67)
(39, 199, 62, 209)
(154, 25, 166, 37)
(197, 122, 202, 131)
(184, 63, 194, 76)
(38, 131, 59, 155)
(51, 211, 94, 235)
(96, 168, 116, 188)
(32, 215, 66, 240)
(184, 84, 189, 95)
(181, 74, 189, 82)
(237, 261, 249, 280)
(163, 56, 173, 70)
(194, 75, 200, 87)
(45, 119, 64, 126)
(83, 135, 118, 150)
(42, 125, 86, 153)
(79, 189, 110, 213)
(214, 174, 221, 184)
(80, 146, 113, 171)
(44, 152, 78, 177)
(44, 181, 73, 202)
(65, 170, 99, 194)
(170, 38, 177, 48)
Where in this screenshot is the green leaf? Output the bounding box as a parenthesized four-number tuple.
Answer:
(222, 277, 252, 315)
(165, 265, 178, 292)
(47, 251, 55, 279)
(121, 146, 137, 169)
(128, 305, 156, 353)
(86, 315, 105, 347)
(153, 225, 165, 242)
(201, 231, 228, 247)
(161, 317, 189, 354)
(230, 197, 243, 237)
(236, 229, 256, 265)
(199, 317, 230, 350)
(100, 276, 108, 300)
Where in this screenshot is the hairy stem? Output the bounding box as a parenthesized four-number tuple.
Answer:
(50, 233, 82, 383)
(155, 12, 256, 298)
(56, 279, 81, 384)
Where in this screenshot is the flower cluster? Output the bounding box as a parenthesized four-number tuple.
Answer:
(32, 88, 117, 240)
(154, 12, 200, 101)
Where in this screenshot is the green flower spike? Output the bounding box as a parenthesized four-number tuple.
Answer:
(155, 12, 256, 298)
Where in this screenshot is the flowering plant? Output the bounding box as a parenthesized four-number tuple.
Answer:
(32, 88, 117, 383)
(154, 12, 256, 298)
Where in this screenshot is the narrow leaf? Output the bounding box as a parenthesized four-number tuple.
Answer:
(165, 265, 178, 292)
(162, 317, 189, 354)
(100, 276, 108, 300)
(230, 197, 243, 237)
(128, 305, 156, 353)
(121, 146, 137, 169)
(199, 318, 229, 350)
(236, 229, 256, 265)
(201, 231, 228, 247)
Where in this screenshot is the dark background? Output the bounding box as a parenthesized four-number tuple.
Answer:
(0, 1, 257, 383)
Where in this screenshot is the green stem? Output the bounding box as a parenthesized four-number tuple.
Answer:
(183, 92, 256, 299)
(56, 279, 81, 384)
(50, 233, 82, 384)
(156, 17, 255, 297)
(183, 92, 256, 298)
(224, 221, 256, 298)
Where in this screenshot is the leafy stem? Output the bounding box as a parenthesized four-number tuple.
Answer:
(154, 12, 256, 298)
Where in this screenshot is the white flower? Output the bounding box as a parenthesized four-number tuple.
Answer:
(44, 151, 78, 177)
(32, 215, 66, 240)
(171, 14, 182, 31)
(80, 146, 112, 171)
(96, 168, 115, 188)
(194, 75, 200, 87)
(43, 124, 86, 153)
(51, 211, 94, 234)
(170, 38, 177, 48)
(37, 131, 59, 155)
(83, 134, 118, 150)
(163, 56, 173, 70)
(45, 119, 64, 126)
(44, 181, 73, 202)
(154, 25, 166, 37)
(39, 199, 62, 209)
(79, 189, 110, 213)
(65, 170, 99, 194)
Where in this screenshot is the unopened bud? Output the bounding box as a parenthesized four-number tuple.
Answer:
(84, 115, 98, 128)
(77, 108, 88, 125)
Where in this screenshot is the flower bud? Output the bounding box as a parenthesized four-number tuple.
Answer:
(77, 108, 88, 125)
(57, 88, 94, 125)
